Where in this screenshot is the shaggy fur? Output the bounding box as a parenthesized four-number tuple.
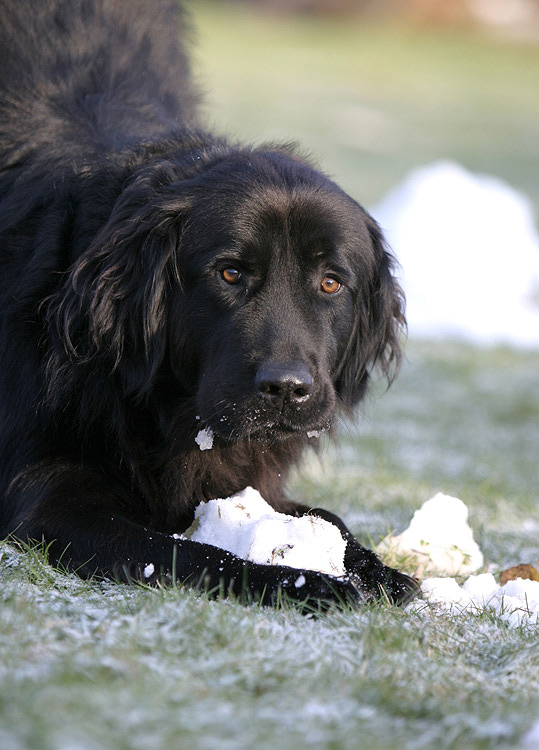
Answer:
(0, 0, 418, 607)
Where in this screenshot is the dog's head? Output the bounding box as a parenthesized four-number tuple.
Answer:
(47, 147, 404, 443)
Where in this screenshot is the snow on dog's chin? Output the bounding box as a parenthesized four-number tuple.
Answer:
(195, 427, 214, 451)
(184, 487, 347, 577)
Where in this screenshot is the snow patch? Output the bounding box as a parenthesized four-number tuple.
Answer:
(422, 575, 539, 628)
(186, 487, 347, 577)
(379, 492, 484, 576)
(386, 492, 539, 627)
(373, 161, 539, 347)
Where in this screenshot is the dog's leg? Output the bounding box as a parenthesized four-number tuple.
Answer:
(298, 507, 420, 606)
(7, 462, 364, 608)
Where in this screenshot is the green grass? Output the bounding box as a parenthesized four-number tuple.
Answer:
(292, 343, 539, 571)
(191, 2, 539, 214)
(2, 5, 539, 750)
(2, 344, 539, 750)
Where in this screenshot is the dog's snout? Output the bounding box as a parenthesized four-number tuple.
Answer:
(255, 363, 313, 408)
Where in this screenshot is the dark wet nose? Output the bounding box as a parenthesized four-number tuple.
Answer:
(255, 363, 313, 408)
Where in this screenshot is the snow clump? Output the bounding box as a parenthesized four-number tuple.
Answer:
(187, 487, 347, 577)
(379, 492, 484, 576)
(184, 486, 539, 628)
(385, 492, 539, 627)
(422, 574, 539, 628)
(195, 427, 214, 451)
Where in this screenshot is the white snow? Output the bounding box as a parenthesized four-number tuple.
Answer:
(372, 161, 539, 347)
(195, 427, 214, 451)
(422, 574, 539, 627)
(143, 563, 155, 579)
(187, 487, 347, 576)
(382, 492, 539, 627)
(378, 492, 484, 576)
(185, 486, 539, 627)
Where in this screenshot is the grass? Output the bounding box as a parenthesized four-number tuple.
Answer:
(292, 341, 539, 579)
(2, 4, 539, 750)
(191, 1, 539, 215)
(2, 343, 539, 750)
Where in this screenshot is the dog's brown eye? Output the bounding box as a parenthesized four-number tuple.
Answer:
(320, 276, 341, 295)
(221, 267, 242, 285)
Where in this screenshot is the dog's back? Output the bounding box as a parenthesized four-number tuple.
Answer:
(0, 0, 200, 527)
(0, 0, 418, 608)
(0, 0, 198, 167)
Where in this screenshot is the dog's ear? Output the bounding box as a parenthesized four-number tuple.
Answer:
(335, 214, 406, 409)
(45, 165, 193, 401)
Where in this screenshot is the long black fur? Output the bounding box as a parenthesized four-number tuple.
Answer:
(0, 0, 418, 608)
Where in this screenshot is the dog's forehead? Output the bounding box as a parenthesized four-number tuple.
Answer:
(228, 184, 369, 262)
(185, 155, 375, 275)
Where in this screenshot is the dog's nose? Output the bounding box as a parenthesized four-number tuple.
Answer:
(255, 363, 313, 407)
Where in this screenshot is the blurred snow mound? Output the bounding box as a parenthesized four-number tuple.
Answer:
(373, 161, 539, 347)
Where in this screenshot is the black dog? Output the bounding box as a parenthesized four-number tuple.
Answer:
(0, 0, 418, 608)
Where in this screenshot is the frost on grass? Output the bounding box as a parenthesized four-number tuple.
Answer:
(185, 487, 347, 576)
(380, 492, 539, 628)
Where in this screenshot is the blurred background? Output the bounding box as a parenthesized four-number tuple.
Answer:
(188, 1, 539, 552)
(191, 0, 539, 345)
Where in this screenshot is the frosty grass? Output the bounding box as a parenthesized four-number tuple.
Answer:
(184, 487, 539, 629)
(2, 342, 539, 750)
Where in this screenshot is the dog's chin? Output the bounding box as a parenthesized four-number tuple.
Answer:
(198, 394, 335, 445)
(209, 418, 332, 445)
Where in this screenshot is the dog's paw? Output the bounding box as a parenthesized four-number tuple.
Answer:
(344, 540, 420, 606)
(302, 507, 420, 606)
(272, 567, 366, 610)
